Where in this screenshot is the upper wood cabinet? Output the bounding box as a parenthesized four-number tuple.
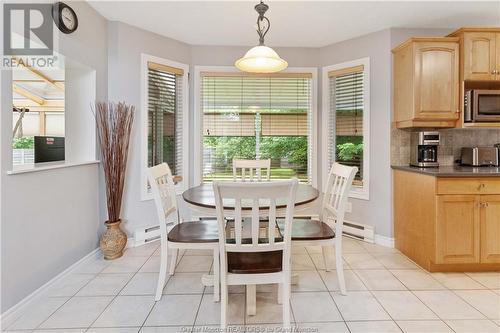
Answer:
(464, 32, 495, 80)
(392, 37, 460, 128)
(449, 28, 500, 81)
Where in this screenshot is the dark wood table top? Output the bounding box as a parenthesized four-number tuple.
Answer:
(182, 183, 319, 210)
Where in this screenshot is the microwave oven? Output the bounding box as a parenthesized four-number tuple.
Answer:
(464, 89, 500, 123)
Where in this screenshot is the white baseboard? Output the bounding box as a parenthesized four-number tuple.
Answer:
(2, 237, 142, 328)
(374, 234, 395, 248)
(1, 248, 101, 327)
(126, 237, 136, 248)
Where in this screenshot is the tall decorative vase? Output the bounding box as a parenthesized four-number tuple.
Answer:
(100, 220, 128, 260)
(94, 102, 134, 260)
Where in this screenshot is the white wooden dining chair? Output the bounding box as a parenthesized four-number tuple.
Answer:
(232, 159, 271, 181)
(147, 163, 220, 302)
(292, 163, 357, 295)
(213, 179, 298, 329)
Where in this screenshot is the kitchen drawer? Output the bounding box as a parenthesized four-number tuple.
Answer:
(437, 178, 500, 195)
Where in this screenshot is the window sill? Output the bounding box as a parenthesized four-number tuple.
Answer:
(7, 160, 100, 175)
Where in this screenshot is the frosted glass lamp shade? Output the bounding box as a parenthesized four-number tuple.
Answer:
(235, 45, 288, 73)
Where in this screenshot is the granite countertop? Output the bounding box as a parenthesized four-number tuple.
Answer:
(391, 165, 500, 177)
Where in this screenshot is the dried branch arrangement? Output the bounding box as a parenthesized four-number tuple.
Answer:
(94, 102, 134, 223)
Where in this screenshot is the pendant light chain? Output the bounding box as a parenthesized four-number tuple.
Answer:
(255, 1, 270, 46)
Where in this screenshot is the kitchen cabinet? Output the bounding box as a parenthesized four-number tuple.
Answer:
(435, 195, 480, 264)
(393, 169, 500, 272)
(464, 32, 496, 81)
(392, 37, 460, 128)
(449, 28, 500, 81)
(480, 195, 500, 263)
(447, 28, 500, 128)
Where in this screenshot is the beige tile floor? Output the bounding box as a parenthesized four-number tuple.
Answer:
(3, 237, 500, 333)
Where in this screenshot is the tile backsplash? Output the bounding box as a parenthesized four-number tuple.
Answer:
(391, 128, 500, 166)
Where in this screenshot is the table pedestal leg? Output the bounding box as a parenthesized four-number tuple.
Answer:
(246, 284, 256, 316)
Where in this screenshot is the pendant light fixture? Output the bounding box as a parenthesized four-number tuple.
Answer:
(235, 1, 288, 73)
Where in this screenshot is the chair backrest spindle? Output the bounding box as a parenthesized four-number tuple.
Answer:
(232, 159, 271, 182)
(213, 179, 298, 255)
(147, 163, 180, 238)
(321, 163, 358, 236)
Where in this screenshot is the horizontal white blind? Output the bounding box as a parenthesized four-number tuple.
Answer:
(329, 69, 364, 184)
(202, 76, 310, 112)
(202, 75, 311, 182)
(147, 65, 183, 176)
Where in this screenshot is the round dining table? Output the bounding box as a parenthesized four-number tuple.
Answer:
(183, 183, 320, 216)
(182, 183, 321, 316)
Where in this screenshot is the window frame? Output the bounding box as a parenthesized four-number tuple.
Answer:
(193, 66, 318, 188)
(322, 57, 370, 200)
(140, 54, 190, 200)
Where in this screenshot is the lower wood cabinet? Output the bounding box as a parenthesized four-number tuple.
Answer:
(480, 195, 500, 264)
(394, 170, 500, 271)
(436, 195, 480, 264)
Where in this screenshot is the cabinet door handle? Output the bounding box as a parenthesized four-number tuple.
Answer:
(492, 70, 497, 74)
(477, 183, 486, 190)
(480, 202, 489, 208)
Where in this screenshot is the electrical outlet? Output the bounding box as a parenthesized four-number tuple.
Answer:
(346, 201, 352, 213)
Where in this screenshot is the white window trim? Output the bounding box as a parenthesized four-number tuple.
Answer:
(193, 66, 318, 188)
(322, 57, 370, 200)
(140, 54, 190, 201)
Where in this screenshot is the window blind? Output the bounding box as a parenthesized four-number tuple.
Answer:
(201, 74, 312, 183)
(328, 68, 364, 184)
(147, 62, 183, 176)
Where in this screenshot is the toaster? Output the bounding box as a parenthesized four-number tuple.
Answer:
(461, 147, 499, 167)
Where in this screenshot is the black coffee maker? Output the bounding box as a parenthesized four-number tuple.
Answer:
(410, 131, 440, 168)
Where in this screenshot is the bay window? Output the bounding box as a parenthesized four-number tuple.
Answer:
(323, 58, 370, 199)
(199, 71, 314, 184)
(141, 55, 189, 198)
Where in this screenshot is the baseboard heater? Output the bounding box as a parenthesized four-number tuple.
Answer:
(135, 218, 374, 246)
(342, 220, 375, 243)
(134, 224, 162, 245)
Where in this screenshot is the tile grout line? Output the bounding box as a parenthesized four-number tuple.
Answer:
(139, 245, 184, 331)
(83, 248, 159, 332)
(464, 272, 499, 289)
(15, 242, 500, 333)
(450, 289, 499, 323)
(380, 266, 454, 332)
(306, 244, 351, 332)
(6, 259, 111, 331)
(191, 258, 211, 331)
(349, 259, 442, 332)
(391, 267, 498, 331)
(27, 257, 114, 332)
(359, 282, 405, 332)
(405, 288, 458, 332)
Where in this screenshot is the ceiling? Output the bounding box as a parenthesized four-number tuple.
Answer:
(88, 1, 500, 47)
(13, 67, 65, 111)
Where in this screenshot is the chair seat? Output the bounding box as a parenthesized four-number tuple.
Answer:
(227, 250, 283, 274)
(277, 218, 335, 241)
(167, 220, 219, 243)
